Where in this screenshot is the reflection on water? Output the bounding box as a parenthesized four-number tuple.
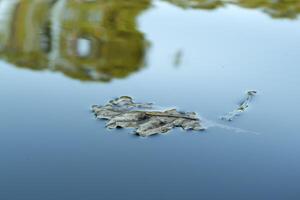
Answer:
(165, 0, 300, 19)
(1, 1, 300, 199)
(0, 0, 300, 82)
(0, 0, 150, 82)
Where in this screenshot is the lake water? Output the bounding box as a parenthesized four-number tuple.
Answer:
(1, 0, 300, 199)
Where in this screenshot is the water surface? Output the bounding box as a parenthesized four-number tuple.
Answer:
(1, 0, 300, 199)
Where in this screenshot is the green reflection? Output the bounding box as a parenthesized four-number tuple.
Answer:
(0, 0, 150, 82)
(0, 0, 299, 83)
(165, 0, 300, 19)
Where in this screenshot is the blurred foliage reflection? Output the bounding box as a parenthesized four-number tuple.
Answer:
(0, 0, 150, 82)
(0, 0, 299, 82)
(165, 0, 300, 19)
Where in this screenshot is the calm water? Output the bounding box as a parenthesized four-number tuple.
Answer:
(1, 0, 300, 199)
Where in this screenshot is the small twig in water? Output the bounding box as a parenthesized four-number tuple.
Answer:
(221, 90, 257, 121)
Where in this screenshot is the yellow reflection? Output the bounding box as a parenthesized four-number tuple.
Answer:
(0, 0, 299, 83)
(165, 0, 300, 19)
(0, 0, 150, 82)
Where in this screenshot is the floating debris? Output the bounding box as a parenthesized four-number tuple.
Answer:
(173, 49, 183, 67)
(91, 96, 205, 137)
(221, 90, 257, 121)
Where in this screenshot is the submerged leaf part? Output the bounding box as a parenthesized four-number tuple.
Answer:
(91, 96, 205, 137)
(221, 90, 257, 121)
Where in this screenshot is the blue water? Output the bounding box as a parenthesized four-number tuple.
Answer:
(0, 1, 300, 199)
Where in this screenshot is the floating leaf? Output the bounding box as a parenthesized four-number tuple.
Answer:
(91, 96, 205, 137)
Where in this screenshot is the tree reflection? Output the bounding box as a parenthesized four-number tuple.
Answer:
(165, 0, 300, 19)
(0, 0, 150, 82)
(0, 0, 299, 83)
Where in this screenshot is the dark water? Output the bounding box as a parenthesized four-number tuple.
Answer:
(1, 0, 300, 199)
